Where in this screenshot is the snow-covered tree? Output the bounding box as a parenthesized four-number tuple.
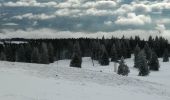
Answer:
(138, 50, 150, 76)
(163, 49, 169, 62)
(134, 44, 140, 68)
(31, 47, 40, 63)
(99, 44, 109, 66)
(70, 41, 82, 68)
(117, 57, 130, 76)
(149, 51, 160, 71)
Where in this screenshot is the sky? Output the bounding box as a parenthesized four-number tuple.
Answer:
(0, 0, 170, 39)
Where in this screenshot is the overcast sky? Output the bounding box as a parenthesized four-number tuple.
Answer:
(0, 0, 170, 39)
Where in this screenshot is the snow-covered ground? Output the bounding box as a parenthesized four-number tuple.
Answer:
(0, 57, 170, 100)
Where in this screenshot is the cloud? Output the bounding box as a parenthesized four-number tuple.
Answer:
(133, 3, 151, 13)
(12, 13, 56, 20)
(3, 0, 57, 7)
(85, 8, 114, 16)
(104, 21, 113, 26)
(156, 18, 170, 24)
(2, 23, 18, 26)
(82, 1, 117, 9)
(0, 28, 163, 40)
(55, 9, 81, 17)
(155, 24, 166, 33)
(115, 13, 151, 26)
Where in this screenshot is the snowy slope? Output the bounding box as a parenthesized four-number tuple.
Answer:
(0, 57, 170, 100)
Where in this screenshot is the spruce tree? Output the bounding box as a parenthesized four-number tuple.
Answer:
(138, 50, 150, 76)
(163, 48, 169, 62)
(149, 51, 160, 71)
(110, 43, 118, 62)
(117, 57, 130, 76)
(99, 44, 109, 66)
(16, 45, 26, 62)
(31, 47, 40, 63)
(144, 43, 152, 60)
(48, 43, 54, 63)
(25, 44, 32, 63)
(40, 43, 49, 64)
(70, 41, 82, 68)
(134, 44, 140, 68)
(0, 52, 6, 61)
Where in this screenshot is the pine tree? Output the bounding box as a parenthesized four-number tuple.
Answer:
(31, 47, 40, 63)
(110, 43, 118, 62)
(144, 43, 152, 60)
(134, 44, 140, 68)
(70, 41, 82, 68)
(48, 43, 54, 63)
(138, 50, 150, 76)
(91, 40, 100, 60)
(25, 44, 32, 63)
(117, 57, 130, 76)
(16, 45, 26, 62)
(0, 52, 6, 61)
(149, 51, 160, 71)
(163, 48, 169, 62)
(99, 44, 109, 66)
(40, 43, 49, 64)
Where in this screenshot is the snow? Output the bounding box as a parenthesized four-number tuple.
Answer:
(0, 57, 170, 100)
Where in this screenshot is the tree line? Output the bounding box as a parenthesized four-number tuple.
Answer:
(0, 36, 169, 76)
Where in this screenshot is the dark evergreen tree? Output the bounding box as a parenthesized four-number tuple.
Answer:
(138, 50, 150, 76)
(48, 43, 54, 63)
(110, 43, 118, 62)
(31, 47, 40, 63)
(144, 43, 152, 60)
(99, 44, 109, 66)
(40, 43, 49, 64)
(163, 48, 169, 62)
(25, 44, 32, 63)
(117, 57, 130, 76)
(134, 44, 140, 68)
(70, 41, 82, 68)
(91, 40, 101, 60)
(0, 52, 6, 61)
(16, 45, 26, 62)
(149, 51, 160, 71)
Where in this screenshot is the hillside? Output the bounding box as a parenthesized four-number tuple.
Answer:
(0, 57, 170, 100)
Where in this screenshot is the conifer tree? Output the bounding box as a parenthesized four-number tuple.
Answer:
(40, 43, 49, 64)
(134, 44, 140, 68)
(16, 45, 26, 62)
(149, 51, 160, 71)
(70, 41, 82, 68)
(163, 48, 169, 62)
(144, 43, 152, 60)
(117, 57, 130, 76)
(138, 50, 150, 76)
(110, 43, 118, 62)
(25, 44, 32, 63)
(0, 52, 6, 61)
(91, 40, 101, 60)
(48, 43, 54, 63)
(99, 44, 109, 66)
(31, 47, 40, 63)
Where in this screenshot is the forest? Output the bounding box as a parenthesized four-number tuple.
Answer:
(0, 36, 169, 76)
